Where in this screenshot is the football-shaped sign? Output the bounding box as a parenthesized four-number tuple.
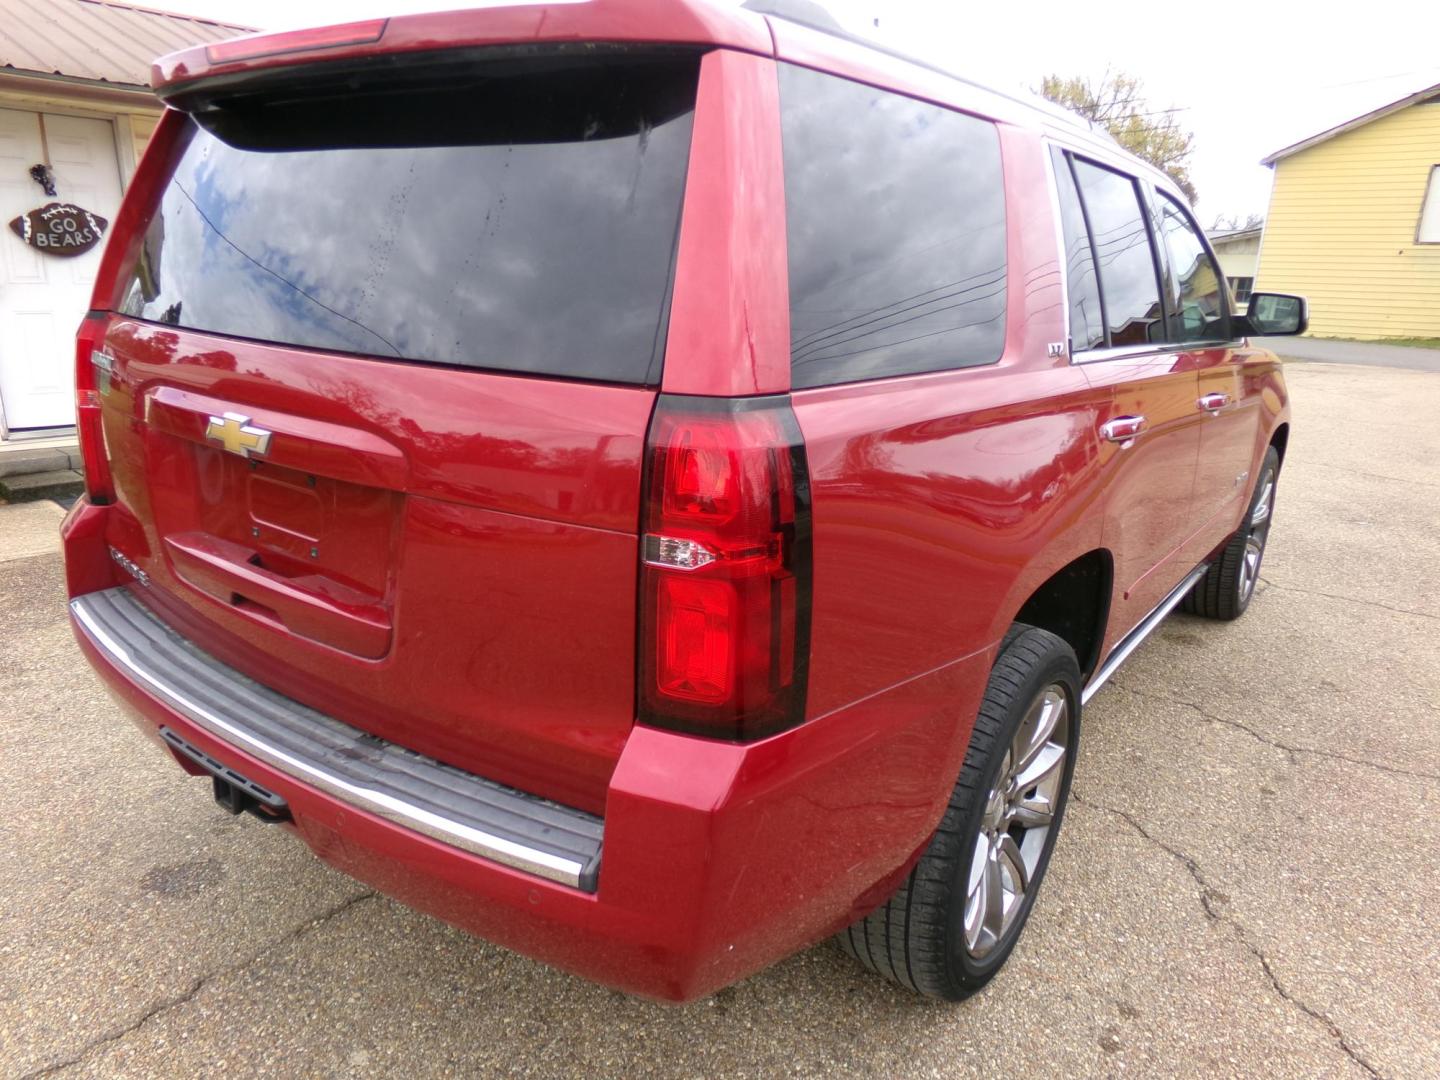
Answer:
(8, 201, 108, 257)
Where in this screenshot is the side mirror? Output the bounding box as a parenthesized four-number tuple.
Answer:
(1244, 292, 1308, 336)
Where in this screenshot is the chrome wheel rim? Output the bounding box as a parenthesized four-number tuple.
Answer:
(1251, 473, 1275, 527)
(1239, 534, 1264, 601)
(1239, 468, 1275, 602)
(964, 686, 1070, 960)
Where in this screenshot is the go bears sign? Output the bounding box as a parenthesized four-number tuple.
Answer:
(8, 201, 108, 257)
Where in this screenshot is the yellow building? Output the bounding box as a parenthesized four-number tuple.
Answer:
(1256, 83, 1440, 341)
(1206, 225, 1262, 307)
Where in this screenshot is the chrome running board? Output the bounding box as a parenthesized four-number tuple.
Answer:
(1082, 564, 1208, 705)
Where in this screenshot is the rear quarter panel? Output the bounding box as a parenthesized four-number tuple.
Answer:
(792, 124, 1108, 736)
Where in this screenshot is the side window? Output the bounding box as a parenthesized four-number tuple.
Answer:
(1050, 148, 1105, 351)
(1418, 165, 1440, 243)
(778, 64, 1007, 388)
(1154, 193, 1230, 342)
(1070, 159, 1165, 349)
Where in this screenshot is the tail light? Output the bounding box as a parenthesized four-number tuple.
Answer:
(638, 395, 813, 741)
(74, 311, 115, 505)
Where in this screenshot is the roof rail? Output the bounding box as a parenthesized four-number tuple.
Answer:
(741, 0, 1112, 142)
(741, 0, 847, 34)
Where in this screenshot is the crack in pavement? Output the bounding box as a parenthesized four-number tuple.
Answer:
(18, 890, 379, 1079)
(1258, 578, 1440, 623)
(0, 548, 62, 570)
(1108, 682, 1440, 783)
(1071, 794, 1384, 1079)
(1305, 462, 1440, 491)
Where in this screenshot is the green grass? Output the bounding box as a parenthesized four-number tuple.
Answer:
(1316, 336, 1440, 350)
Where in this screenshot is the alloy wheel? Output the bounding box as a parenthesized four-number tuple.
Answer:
(1238, 468, 1276, 602)
(963, 685, 1071, 959)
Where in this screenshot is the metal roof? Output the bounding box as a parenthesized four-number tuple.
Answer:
(0, 0, 252, 90)
(1206, 226, 1263, 244)
(1261, 81, 1440, 166)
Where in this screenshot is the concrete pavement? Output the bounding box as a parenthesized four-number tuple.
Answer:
(1257, 335, 1440, 372)
(2, 360, 1437, 1078)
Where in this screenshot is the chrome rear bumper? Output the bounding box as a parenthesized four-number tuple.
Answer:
(71, 587, 603, 891)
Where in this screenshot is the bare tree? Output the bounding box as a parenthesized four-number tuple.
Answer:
(1039, 71, 1198, 205)
(1209, 212, 1265, 232)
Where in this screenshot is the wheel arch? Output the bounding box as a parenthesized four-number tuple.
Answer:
(1007, 548, 1113, 681)
(1269, 422, 1290, 469)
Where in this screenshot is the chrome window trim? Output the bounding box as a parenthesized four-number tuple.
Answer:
(1070, 339, 1232, 365)
(1039, 136, 1073, 361)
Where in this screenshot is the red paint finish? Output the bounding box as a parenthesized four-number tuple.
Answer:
(1083, 351, 1204, 641)
(662, 49, 791, 397)
(1184, 346, 1270, 564)
(151, 0, 774, 94)
(89, 108, 190, 316)
(795, 362, 1104, 719)
(87, 316, 654, 813)
(74, 312, 115, 504)
(145, 385, 409, 491)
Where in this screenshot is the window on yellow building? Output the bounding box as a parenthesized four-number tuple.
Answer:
(1420, 165, 1440, 244)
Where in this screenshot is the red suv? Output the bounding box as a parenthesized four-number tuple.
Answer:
(62, 0, 1305, 1002)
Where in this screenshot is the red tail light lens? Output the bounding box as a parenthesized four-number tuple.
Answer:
(639, 395, 812, 740)
(74, 311, 114, 505)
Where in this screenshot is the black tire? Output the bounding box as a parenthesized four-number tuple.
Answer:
(1183, 446, 1280, 621)
(838, 624, 1081, 1000)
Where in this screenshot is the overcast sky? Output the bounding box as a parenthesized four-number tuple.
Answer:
(155, 0, 1440, 225)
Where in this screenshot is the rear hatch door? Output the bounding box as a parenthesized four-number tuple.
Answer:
(97, 48, 700, 812)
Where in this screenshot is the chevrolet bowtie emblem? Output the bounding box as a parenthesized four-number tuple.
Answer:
(205, 412, 272, 459)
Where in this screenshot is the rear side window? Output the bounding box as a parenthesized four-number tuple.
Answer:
(1070, 159, 1164, 349)
(779, 64, 1007, 389)
(120, 51, 699, 385)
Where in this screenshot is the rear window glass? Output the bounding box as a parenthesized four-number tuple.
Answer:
(778, 64, 1007, 389)
(120, 51, 698, 385)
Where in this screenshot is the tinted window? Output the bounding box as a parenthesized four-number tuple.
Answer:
(1155, 193, 1229, 342)
(1050, 148, 1105, 351)
(1071, 159, 1164, 349)
(120, 53, 698, 384)
(779, 65, 1006, 388)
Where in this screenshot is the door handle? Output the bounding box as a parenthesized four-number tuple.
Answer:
(1100, 415, 1147, 444)
(1198, 392, 1230, 412)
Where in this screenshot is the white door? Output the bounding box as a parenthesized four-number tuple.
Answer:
(0, 109, 124, 431)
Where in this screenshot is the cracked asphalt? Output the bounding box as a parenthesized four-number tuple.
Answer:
(2, 358, 1437, 1078)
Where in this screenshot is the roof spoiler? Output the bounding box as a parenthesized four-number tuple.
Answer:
(151, 0, 773, 99)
